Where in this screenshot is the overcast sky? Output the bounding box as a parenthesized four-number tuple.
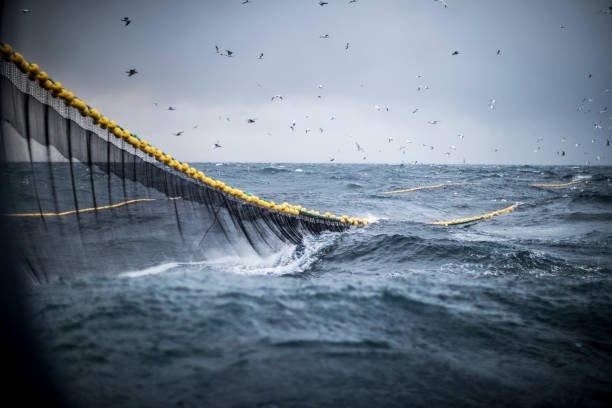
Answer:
(2, 0, 612, 164)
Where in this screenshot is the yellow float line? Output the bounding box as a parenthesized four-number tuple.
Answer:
(429, 203, 518, 226)
(0, 42, 365, 227)
(531, 180, 582, 188)
(4, 197, 179, 217)
(381, 183, 462, 195)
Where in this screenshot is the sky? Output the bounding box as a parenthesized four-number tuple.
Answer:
(1, 0, 612, 164)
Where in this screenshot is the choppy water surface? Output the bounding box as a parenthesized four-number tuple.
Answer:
(27, 164, 612, 407)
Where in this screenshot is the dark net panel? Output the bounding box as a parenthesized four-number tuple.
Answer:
(0, 62, 347, 282)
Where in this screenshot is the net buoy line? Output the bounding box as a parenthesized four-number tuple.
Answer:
(0, 43, 366, 228)
(3, 197, 181, 217)
(531, 180, 583, 187)
(380, 183, 464, 195)
(429, 203, 519, 226)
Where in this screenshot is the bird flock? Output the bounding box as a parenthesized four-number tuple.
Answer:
(19, 1, 609, 164)
(116, 2, 612, 163)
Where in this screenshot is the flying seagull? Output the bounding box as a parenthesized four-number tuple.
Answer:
(349, 0, 357, 3)
(355, 142, 365, 152)
(125, 68, 138, 76)
(225, 50, 233, 57)
(247, 118, 257, 123)
(242, 0, 250, 4)
(452, 50, 459, 55)
(152, 102, 158, 107)
(427, 120, 440, 124)
(489, 98, 496, 110)
(173, 131, 184, 136)
(121, 17, 131, 26)
(319, 1, 328, 5)
(497, 49, 501, 55)
(213, 141, 222, 149)
(458, 134, 464, 140)
(258, 53, 264, 59)
(345, 42, 350, 50)
(168, 106, 176, 111)
(320, 34, 330, 39)
(271, 95, 283, 101)
(21, 9, 31, 13)
(330, 157, 335, 162)
(215, 45, 219, 54)
(290, 121, 296, 131)
(412, 108, 419, 114)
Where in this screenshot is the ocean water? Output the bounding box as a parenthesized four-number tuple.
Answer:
(14, 164, 612, 407)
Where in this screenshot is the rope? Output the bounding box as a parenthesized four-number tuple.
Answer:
(531, 180, 582, 187)
(429, 203, 518, 226)
(381, 183, 462, 195)
(3, 197, 180, 217)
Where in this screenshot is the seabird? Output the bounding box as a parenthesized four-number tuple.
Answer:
(225, 50, 233, 57)
(271, 95, 284, 101)
(305, 128, 311, 134)
(21, 9, 31, 13)
(258, 53, 264, 59)
(412, 108, 419, 114)
(345, 42, 350, 50)
(247, 118, 257, 123)
(452, 50, 459, 55)
(330, 157, 335, 162)
(319, 1, 328, 5)
(606, 139, 610, 146)
(374, 104, 381, 111)
(215, 45, 219, 54)
(121, 17, 131, 26)
(168, 106, 176, 111)
(320, 34, 330, 39)
(320, 128, 324, 133)
(349, 0, 357, 3)
(290, 121, 296, 131)
(388, 137, 393, 143)
(427, 120, 439, 124)
(125, 68, 138, 77)
(213, 141, 222, 149)
(355, 142, 364, 152)
(458, 134, 464, 140)
(173, 131, 184, 136)
(489, 98, 496, 109)
(242, 0, 250, 4)
(153, 102, 158, 106)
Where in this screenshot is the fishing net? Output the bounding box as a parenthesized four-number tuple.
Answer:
(0, 46, 353, 282)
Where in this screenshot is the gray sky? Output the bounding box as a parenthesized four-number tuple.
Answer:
(2, 0, 612, 164)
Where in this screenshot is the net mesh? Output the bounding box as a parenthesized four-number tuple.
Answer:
(0, 57, 348, 281)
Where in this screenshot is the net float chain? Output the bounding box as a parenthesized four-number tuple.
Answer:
(0, 42, 367, 228)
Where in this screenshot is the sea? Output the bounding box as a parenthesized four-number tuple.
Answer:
(9, 163, 612, 407)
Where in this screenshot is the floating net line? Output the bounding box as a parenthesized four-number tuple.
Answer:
(0, 44, 363, 281)
(429, 203, 518, 226)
